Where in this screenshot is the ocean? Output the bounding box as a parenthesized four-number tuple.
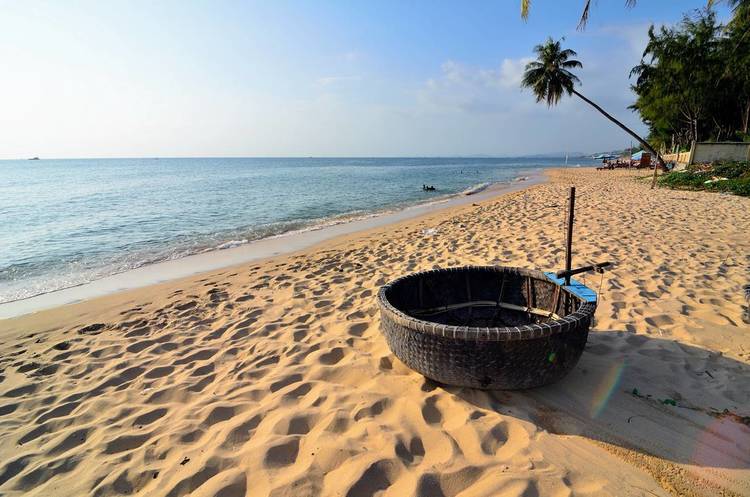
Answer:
(0, 157, 595, 303)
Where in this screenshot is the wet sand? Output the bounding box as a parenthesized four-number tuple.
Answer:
(1, 168, 748, 497)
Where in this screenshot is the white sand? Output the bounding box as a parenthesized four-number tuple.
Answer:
(0, 168, 748, 497)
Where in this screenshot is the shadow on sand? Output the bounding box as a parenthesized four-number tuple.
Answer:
(443, 331, 750, 492)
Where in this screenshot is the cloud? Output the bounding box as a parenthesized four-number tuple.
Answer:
(498, 57, 535, 87)
(340, 51, 361, 62)
(595, 22, 654, 60)
(402, 34, 652, 156)
(316, 75, 362, 86)
(417, 58, 533, 115)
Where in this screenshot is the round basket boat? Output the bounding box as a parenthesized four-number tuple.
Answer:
(377, 266, 597, 390)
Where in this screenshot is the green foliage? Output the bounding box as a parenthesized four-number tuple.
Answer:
(658, 160, 750, 196)
(711, 160, 750, 178)
(521, 38, 582, 107)
(630, 8, 750, 149)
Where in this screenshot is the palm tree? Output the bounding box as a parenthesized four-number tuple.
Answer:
(521, 38, 666, 185)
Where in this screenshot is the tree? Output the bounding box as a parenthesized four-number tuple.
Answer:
(521, 38, 666, 184)
(630, 10, 748, 147)
(631, 13, 722, 145)
(724, 1, 750, 136)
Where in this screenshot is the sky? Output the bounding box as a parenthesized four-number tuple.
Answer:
(0, 0, 731, 159)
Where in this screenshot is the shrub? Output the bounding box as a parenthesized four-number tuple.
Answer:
(658, 161, 750, 196)
(711, 161, 750, 179)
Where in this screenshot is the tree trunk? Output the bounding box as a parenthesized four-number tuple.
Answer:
(571, 90, 666, 188)
(742, 100, 750, 134)
(694, 119, 699, 143)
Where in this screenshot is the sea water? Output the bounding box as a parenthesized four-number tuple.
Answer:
(0, 157, 595, 303)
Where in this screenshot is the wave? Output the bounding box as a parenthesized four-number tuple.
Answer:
(211, 239, 250, 251)
(462, 182, 491, 195)
(0, 179, 518, 305)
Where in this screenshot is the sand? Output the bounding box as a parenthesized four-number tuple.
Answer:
(1, 168, 748, 497)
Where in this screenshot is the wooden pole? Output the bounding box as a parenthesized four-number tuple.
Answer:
(555, 261, 611, 279)
(564, 187, 575, 286)
(650, 156, 659, 189)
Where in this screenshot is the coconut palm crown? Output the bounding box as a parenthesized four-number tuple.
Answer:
(521, 37, 582, 107)
(522, 38, 667, 184)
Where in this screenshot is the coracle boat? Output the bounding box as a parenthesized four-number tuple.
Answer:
(377, 265, 599, 389)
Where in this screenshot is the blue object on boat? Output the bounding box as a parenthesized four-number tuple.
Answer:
(631, 150, 644, 160)
(544, 272, 598, 303)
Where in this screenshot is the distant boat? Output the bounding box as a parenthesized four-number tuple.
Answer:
(592, 153, 618, 160)
(28, 157, 40, 160)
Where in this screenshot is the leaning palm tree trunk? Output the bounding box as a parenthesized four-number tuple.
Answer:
(571, 89, 666, 188)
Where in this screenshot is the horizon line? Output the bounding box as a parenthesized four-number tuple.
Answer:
(0, 153, 601, 161)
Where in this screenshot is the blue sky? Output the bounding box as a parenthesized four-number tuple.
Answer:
(0, 1, 730, 158)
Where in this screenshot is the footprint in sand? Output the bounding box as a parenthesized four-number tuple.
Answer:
(190, 363, 214, 376)
(78, 323, 106, 335)
(144, 365, 175, 379)
(48, 428, 90, 455)
(203, 405, 237, 426)
(174, 301, 197, 311)
(421, 396, 442, 425)
(287, 415, 312, 435)
(256, 354, 280, 368)
(104, 432, 152, 454)
(127, 339, 156, 354)
(480, 422, 509, 455)
(132, 408, 168, 427)
(264, 438, 299, 468)
(222, 414, 263, 448)
(270, 374, 302, 393)
(348, 322, 368, 337)
(52, 341, 72, 351)
(319, 347, 345, 365)
(354, 399, 388, 421)
(162, 464, 220, 497)
(395, 436, 425, 465)
(284, 383, 312, 400)
(36, 401, 79, 424)
(378, 357, 392, 370)
(346, 460, 401, 497)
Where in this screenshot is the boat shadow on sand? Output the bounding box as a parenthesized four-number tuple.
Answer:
(444, 330, 750, 490)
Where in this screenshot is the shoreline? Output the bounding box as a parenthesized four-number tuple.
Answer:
(0, 173, 545, 320)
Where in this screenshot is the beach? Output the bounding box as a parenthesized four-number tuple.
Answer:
(1, 168, 749, 496)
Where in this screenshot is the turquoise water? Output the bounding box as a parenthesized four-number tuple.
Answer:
(0, 157, 595, 303)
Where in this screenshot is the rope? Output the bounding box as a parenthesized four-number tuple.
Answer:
(409, 301, 561, 320)
(596, 271, 605, 302)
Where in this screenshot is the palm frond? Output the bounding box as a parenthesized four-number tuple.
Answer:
(559, 48, 579, 59)
(521, 0, 531, 21)
(562, 59, 583, 69)
(577, 0, 591, 31)
(521, 38, 582, 107)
